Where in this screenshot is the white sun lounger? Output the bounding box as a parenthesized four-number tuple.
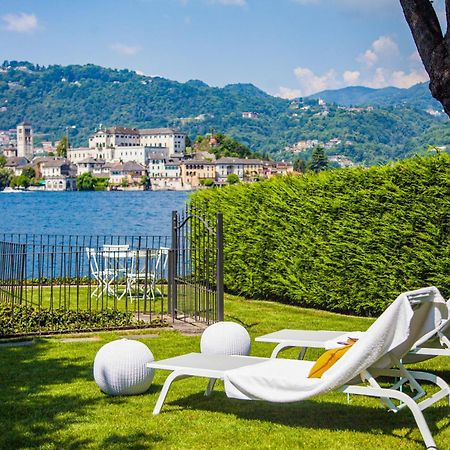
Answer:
(255, 289, 450, 362)
(148, 287, 450, 449)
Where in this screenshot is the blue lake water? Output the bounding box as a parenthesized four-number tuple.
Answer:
(0, 191, 190, 236)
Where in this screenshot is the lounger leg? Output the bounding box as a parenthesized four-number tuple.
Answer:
(344, 385, 437, 449)
(153, 372, 191, 416)
(204, 378, 217, 396)
(270, 344, 292, 358)
(297, 347, 307, 360)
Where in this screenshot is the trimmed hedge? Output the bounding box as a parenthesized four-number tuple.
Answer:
(192, 154, 450, 316)
(0, 303, 162, 337)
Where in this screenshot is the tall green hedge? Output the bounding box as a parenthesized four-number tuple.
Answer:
(192, 154, 450, 316)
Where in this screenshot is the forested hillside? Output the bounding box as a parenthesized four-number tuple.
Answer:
(0, 60, 449, 165)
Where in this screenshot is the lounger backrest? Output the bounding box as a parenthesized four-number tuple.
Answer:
(322, 287, 447, 382)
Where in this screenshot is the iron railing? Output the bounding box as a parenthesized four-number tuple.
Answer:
(0, 234, 170, 337)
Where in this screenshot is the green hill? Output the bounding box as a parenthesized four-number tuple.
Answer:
(308, 82, 442, 111)
(0, 60, 448, 165)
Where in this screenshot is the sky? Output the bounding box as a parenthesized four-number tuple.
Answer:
(0, 0, 447, 98)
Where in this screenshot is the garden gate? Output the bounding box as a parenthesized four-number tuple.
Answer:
(168, 208, 224, 324)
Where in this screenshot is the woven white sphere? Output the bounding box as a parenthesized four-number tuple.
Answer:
(93, 339, 155, 396)
(200, 321, 251, 356)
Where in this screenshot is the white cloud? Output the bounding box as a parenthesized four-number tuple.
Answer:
(281, 64, 428, 98)
(359, 49, 378, 67)
(293, 67, 339, 96)
(276, 86, 302, 99)
(343, 70, 360, 85)
(111, 43, 141, 56)
(372, 36, 399, 57)
(2, 13, 38, 33)
(390, 69, 429, 88)
(358, 36, 399, 67)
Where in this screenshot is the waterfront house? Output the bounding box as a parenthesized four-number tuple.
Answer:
(4, 156, 29, 175)
(75, 157, 106, 175)
(215, 157, 264, 183)
(107, 161, 146, 187)
(41, 159, 77, 191)
(150, 157, 184, 191)
(180, 160, 216, 188)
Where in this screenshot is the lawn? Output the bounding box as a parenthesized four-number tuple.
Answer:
(0, 294, 448, 450)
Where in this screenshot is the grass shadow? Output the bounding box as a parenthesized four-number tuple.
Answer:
(168, 389, 450, 446)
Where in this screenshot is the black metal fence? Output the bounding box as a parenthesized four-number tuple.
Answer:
(0, 212, 224, 337)
(0, 234, 171, 337)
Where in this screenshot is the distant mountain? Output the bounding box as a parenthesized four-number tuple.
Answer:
(308, 83, 442, 111)
(0, 60, 448, 165)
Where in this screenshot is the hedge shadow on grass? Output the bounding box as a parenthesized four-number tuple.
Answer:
(0, 340, 164, 449)
(170, 390, 450, 447)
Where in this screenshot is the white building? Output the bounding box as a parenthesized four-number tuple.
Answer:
(16, 122, 33, 158)
(41, 159, 76, 191)
(88, 126, 186, 157)
(68, 145, 169, 166)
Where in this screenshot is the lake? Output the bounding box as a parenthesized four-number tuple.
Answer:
(0, 191, 190, 236)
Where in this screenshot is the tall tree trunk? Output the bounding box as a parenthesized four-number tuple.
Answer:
(400, 0, 450, 117)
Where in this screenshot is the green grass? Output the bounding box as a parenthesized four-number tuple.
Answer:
(0, 294, 449, 449)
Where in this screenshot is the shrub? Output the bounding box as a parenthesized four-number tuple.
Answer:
(191, 154, 450, 316)
(0, 303, 164, 337)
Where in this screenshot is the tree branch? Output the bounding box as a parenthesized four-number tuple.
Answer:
(400, 0, 443, 73)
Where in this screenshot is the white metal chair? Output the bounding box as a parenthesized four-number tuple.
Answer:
(85, 247, 117, 298)
(126, 248, 168, 302)
(101, 244, 130, 300)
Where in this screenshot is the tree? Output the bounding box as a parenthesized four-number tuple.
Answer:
(400, 0, 450, 116)
(56, 135, 68, 157)
(0, 168, 12, 189)
(76, 172, 95, 191)
(227, 173, 240, 185)
(140, 175, 150, 189)
(293, 158, 307, 173)
(308, 147, 328, 173)
(0, 155, 6, 168)
(11, 174, 30, 189)
(22, 167, 36, 179)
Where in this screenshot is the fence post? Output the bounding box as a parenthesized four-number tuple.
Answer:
(169, 211, 178, 320)
(168, 249, 176, 319)
(216, 213, 224, 322)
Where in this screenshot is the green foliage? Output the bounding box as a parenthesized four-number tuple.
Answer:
(227, 173, 240, 185)
(200, 178, 215, 187)
(140, 175, 150, 189)
(56, 135, 68, 157)
(76, 172, 95, 190)
(194, 133, 262, 159)
(0, 303, 136, 337)
(191, 154, 450, 316)
(21, 166, 35, 179)
(0, 155, 6, 168)
(308, 146, 328, 172)
(0, 62, 448, 165)
(0, 168, 12, 189)
(10, 174, 30, 189)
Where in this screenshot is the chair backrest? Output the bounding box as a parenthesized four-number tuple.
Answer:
(85, 247, 99, 274)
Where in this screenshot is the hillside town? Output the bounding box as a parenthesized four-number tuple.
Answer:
(0, 122, 293, 191)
